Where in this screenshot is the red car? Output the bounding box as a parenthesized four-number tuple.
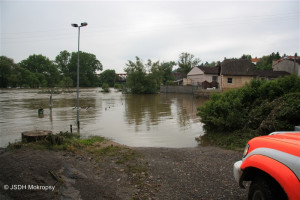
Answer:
(233, 131, 300, 200)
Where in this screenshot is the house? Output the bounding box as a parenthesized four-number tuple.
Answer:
(220, 59, 290, 91)
(251, 58, 260, 65)
(187, 66, 220, 86)
(272, 56, 300, 76)
(220, 59, 256, 91)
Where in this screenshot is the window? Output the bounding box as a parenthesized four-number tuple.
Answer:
(227, 78, 233, 84)
(212, 76, 218, 82)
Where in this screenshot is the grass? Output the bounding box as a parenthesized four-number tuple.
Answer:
(8, 132, 105, 151)
(77, 136, 105, 146)
(196, 129, 260, 150)
(7, 131, 146, 173)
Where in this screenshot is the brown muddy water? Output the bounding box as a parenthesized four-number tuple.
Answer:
(0, 88, 207, 148)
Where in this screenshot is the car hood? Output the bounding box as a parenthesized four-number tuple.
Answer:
(266, 132, 300, 146)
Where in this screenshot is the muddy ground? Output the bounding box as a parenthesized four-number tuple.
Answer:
(0, 145, 248, 200)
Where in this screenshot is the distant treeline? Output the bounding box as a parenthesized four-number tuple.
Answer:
(0, 51, 290, 90)
(0, 51, 103, 88)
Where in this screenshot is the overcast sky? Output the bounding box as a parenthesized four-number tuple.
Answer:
(1, 0, 299, 73)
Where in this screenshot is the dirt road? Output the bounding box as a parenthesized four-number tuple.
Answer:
(0, 145, 247, 200)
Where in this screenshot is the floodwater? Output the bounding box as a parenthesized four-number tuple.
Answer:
(0, 88, 207, 148)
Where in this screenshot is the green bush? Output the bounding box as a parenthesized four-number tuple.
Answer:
(101, 83, 110, 93)
(197, 75, 300, 135)
(257, 93, 300, 134)
(197, 89, 247, 132)
(114, 83, 124, 91)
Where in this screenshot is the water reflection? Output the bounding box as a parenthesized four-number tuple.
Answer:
(0, 88, 207, 148)
(124, 94, 172, 130)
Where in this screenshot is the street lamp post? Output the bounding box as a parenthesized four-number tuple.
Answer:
(71, 22, 88, 131)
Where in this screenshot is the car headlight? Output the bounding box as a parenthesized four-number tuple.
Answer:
(243, 144, 249, 158)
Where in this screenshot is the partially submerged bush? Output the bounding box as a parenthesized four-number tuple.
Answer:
(198, 75, 300, 135)
(101, 83, 110, 93)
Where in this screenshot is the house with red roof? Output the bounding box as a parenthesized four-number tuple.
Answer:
(251, 58, 260, 65)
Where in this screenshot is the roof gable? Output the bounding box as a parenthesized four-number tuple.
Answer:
(187, 66, 204, 76)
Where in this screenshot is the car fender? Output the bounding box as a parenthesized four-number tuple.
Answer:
(241, 154, 300, 199)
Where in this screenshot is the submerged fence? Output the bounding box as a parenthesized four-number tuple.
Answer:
(160, 85, 222, 97)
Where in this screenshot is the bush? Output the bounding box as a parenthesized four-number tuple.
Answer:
(197, 75, 300, 134)
(197, 89, 247, 132)
(114, 83, 124, 91)
(101, 83, 110, 93)
(257, 93, 300, 134)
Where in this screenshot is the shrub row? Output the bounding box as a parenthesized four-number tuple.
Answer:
(197, 75, 300, 135)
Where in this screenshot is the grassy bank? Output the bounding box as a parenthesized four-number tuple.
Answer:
(5, 132, 154, 199)
(8, 131, 147, 177)
(197, 129, 260, 150)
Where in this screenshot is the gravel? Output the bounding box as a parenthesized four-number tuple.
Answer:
(135, 146, 248, 200)
(0, 145, 248, 200)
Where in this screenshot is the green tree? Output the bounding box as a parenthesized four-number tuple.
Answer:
(200, 61, 218, 67)
(99, 69, 116, 87)
(240, 54, 252, 62)
(177, 52, 201, 75)
(124, 57, 157, 94)
(68, 51, 103, 87)
(148, 59, 162, 91)
(159, 61, 176, 85)
(15, 67, 40, 88)
(58, 76, 73, 87)
(55, 50, 71, 76)
(19, 54, 60, 87)
(0, 56, 15, 88)
(256, 52, 281, 70)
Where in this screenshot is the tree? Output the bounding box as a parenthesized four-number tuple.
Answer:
(240, 54, 252, 62)
(99, 69, 116, 87)
(200, 61, 218, 67)
(58, 76, 73, 87)
(256, 52, 281, 70)
(148, 59, 162, 91)
(124, 57, 157, 94)
(177, 52, 201, 75)
(19, 54, 60, 87)
(0, 56, 15, 88)
(55, 50, 71, 76)
(68, 51, 103, 87)
(159, 61, 176, 85)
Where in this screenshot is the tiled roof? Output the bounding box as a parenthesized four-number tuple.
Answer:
(253, 69, 290, 78)
(252, 58, 260, 62)
(197, 66, 220, 75)
(221, 59, 255, 76)
(274, 57, 300, 66)
(221, 59, 290, 78)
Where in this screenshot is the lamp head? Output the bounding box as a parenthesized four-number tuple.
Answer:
(71, 23, 78, 27)
(81, 22, 88, 26)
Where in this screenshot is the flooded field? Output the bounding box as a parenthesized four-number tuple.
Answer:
(0, 88, 207, 148)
